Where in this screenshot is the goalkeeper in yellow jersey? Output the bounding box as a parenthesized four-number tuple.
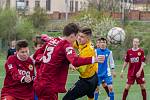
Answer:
(63, 27, 98, 100)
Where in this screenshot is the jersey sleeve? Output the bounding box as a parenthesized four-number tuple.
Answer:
(141, 49, 145, 62)
(6, 57, 25, 83)
(108, 51, 115, 69)
(125, 50, 130, 62)
(64, 44, 93, 67)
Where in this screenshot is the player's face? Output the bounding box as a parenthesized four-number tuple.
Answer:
(133, 38, 139, 48)
(100, 40, 107, 49)
(77, 32, 89, 45)
(69, 34, 77, 45)
(96, 41, 101, 48)
(34, 44, 43, 51)
(17, 47, 29, 61)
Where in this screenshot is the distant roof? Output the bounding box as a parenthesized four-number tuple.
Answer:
(133, 0, 150, 4)
(124, 0, 150, 4)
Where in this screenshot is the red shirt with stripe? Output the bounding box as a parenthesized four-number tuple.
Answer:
(1, 55, 35, 99)
(33, 38, 93, 93)
(125, 48, 145, 77)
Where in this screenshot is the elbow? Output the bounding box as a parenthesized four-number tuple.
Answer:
(71, 61, 78, 67)
(71, 59, 80, 67)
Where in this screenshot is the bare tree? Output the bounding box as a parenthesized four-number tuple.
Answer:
(87, 0, 121, 12)
(6, 0, 10, 8)
(0, 0, 6, 8)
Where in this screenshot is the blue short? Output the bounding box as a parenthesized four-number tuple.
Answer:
(98, 75, 113, 86)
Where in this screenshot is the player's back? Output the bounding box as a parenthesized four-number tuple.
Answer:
(40, 38, 74, 93)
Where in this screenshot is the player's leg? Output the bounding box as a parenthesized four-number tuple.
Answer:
(122, 84, 131, 100)
(87, 73, 98, 100)
(102, 80, 109, 97)
(136, 77, 146, 100)
(63, 79, 89, 100)
(140, 84, 147, 100)
(122, 76, 135, 100)
(94, 77, 102, 100)
(105, 76, 114, 100)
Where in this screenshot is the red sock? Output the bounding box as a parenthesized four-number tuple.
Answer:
(141, 89, 147, 100)
(103, 86, 109, 97)
(122, 89, 128, 100)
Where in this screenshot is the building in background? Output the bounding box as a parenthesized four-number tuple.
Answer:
(123, 0, 150, 11)
(1, 0, 88, 15)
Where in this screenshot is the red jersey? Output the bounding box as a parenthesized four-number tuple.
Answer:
(33, 38, 93, 93)
(1, 55, 35, 99)
(125, 48, 145, 77)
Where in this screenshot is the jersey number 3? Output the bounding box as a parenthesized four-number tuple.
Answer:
(43, 46, 54, 63)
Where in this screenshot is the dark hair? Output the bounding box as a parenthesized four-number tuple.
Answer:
(97, 37, 107, 43)
(79, 27, 92, 36)
(63, 23, 79, 36)
(16, 40, 28, 51)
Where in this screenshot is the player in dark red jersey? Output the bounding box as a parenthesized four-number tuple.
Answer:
(33, 23, 99, 100)
(120, 38, 147, 100)
(1, 40, 35, 100)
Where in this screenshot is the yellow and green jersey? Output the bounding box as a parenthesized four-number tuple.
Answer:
(73, 41, 98, 78)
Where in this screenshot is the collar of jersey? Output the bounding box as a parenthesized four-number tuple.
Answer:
(79, 41, 91, 51)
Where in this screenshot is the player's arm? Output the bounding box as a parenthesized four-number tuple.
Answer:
(120, 50, 129, 79)
(6, 57, 32, 83)
(109, 51, 116, 77)
(120, 61, 128, 79)
(136, 50, 146, 78)
(64, 45, 97, 67)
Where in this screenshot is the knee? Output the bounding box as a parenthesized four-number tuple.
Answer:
(109, 87, 113, 92)
(140, 84, 146, 89)
(102, 84, 107, 87)
(125, 84, 131, 90)
(108, 85, 113, 92)
(95, 86, 99, 92)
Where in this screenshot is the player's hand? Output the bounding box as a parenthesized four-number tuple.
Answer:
(120, 72, 124, 79)
(97, 55, 105, 63)
(95, 86, 99, 92)
(24, 76, 32, 83)
(136, 71, 141, 78)
(69, 64, 76, 71)
(111, 70, 116, 78)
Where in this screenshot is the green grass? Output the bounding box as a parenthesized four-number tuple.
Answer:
(58, 61, 150, 100)
(0, 56, 150, 100)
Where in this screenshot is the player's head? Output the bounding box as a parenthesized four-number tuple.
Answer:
(96, 39, 101, 48)
(33, 35, 47, 50)
(133, 38, 140, 48)
(77, 27, 92, 45)
(9, 40, 16, 49)
(63, 23, 79, 44)
(97, 38, 107, 49)
(41, 34, 52, 42)
(16, 40, 29, 61)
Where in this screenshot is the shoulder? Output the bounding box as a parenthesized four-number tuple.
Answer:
(127, 48, 132, 53)
(27, 57, 34, 64)
(7, 55, 16, 62)
(105, 48, 112, 54)
(139, 48, 144, 52)
(6, 55, 17, 66)
(60, 40, 71, 47)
